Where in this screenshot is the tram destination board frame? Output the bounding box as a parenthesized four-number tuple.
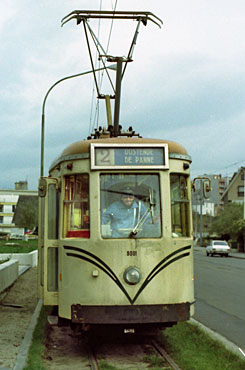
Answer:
(90, 143, 169, 170)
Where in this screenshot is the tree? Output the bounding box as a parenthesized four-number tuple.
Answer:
(13, 196, 38, 230)
(209, 203, 245, 251)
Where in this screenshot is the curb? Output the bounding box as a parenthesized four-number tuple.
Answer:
(194, 247, 245, 259)
(18, 265, 30, 277)
(13, 299, 43, 370)
(229, 254, 245, 260)
(189, 318, 245, 361)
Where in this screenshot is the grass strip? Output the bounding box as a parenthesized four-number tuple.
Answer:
(0, 239, 38, 253)
(160, 321, 245, 370)
(99, 360, 119, 370)
(23, 306, 52, 370)
(143, 353, 171, 369)
(22, 307, 245, 370)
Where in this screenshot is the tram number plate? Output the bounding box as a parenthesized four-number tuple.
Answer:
(127, 251, 137, 256)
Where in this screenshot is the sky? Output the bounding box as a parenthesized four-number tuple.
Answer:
(0, 0, 245, 190)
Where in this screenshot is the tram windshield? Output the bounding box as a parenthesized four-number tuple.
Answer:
(100, 174, 161, 239)
(170, 174, 190, 237)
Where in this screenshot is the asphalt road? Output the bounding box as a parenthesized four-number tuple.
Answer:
(194, 249, 245, 349)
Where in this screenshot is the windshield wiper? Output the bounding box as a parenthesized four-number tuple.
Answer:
(130, 191, 155, 237)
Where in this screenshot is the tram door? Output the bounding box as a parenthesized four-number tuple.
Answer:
(38, 177, 59, 305)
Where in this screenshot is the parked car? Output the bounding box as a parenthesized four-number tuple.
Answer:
(206, 240, 230, 257)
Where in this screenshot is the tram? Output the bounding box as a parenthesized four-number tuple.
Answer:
(38, 10, 194, 335)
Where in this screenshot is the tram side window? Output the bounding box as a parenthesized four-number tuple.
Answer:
(64, 174, 90, 238)
(100, 174, 161, 239)
(170, 174, 190, 237)
(48, 184, 59, 240)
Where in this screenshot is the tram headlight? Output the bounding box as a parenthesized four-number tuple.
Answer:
(123, 267, 141, 285)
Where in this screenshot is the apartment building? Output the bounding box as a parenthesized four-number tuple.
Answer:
(0, 181, 37, 236)
(221, 167, 245, 205)
(192, 174, 231, 216)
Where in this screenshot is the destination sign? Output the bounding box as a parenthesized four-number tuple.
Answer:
(90, 144, 169, 170)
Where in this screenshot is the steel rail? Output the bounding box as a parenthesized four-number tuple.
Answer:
(86, 344, 100, 370)
(151, 340, 182, 370)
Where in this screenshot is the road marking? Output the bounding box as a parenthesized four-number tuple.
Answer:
(239, 348, 245, 357)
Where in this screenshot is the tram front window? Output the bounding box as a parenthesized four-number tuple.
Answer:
(100, 174, 161, 239)
(64, 174, 90, 238)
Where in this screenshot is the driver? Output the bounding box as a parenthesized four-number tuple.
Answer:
(101, 187, 150, 238)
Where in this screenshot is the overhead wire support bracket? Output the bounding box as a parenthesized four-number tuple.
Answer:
(61, 9, 163, 137)
(61, 10, 163, 29)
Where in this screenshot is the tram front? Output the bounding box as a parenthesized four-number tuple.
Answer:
(38, 137, 194, 333)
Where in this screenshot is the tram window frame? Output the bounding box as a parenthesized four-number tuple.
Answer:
(100, 173, 162, 239)
(48, 183, 59, 240)
(63, 174, 90, 238)
(170, 174, 190, 238)
(47, 247, 58, 292)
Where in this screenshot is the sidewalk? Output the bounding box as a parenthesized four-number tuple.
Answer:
(194, 246, 245, 259)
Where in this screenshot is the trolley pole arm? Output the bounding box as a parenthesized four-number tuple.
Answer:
(122, 18, 142, 79)
(113, 57, 123, 137)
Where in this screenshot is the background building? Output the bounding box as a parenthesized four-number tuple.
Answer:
(221, 167, 245, 206)
(192, 174, 231, 216)
(0, 181, 37, 237)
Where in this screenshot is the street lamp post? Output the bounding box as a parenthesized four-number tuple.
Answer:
(243, 167, 245, 219)
(243, 167, 245, 252)
(40, 65, 116, 177)
(199, 179, 203, 247)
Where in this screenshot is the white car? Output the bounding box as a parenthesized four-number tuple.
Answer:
(206, 240, 230, 257)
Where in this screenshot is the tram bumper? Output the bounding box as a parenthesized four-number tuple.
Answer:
(71, 303, 190, 325)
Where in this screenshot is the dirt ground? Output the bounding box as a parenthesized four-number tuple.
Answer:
(0, 267, 38, 369)
(44, 326, 155, 370)
(43, 326, 91, 369)
(0, 267, 167, 369)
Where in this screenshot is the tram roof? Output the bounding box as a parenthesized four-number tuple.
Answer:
(50, 137, 190, 171)
(62, 137, 188, 156)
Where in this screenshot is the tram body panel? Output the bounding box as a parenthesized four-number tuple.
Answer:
(58, 237, 194, 320)
(39, 138, 194, 327)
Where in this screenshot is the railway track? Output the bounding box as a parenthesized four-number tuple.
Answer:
(44, 324, 181, 369)
(151, 339, 181, 370)
(86, 344, 99, 370)
(86, 338, 181, 370)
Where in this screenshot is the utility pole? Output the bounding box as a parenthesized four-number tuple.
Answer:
(243, 167, 245, 252)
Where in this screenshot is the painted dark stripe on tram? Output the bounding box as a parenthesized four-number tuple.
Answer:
(131, 251, 190, 304)
(65, 252, 132, 304)
(64, 245, 191, 305)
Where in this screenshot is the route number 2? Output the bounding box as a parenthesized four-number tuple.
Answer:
(95, 148, 114, 166)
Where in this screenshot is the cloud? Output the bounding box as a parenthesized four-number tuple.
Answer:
(1, 0, 245, 189)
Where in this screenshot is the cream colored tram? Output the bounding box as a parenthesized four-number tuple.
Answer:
(38, 136, 194, 334)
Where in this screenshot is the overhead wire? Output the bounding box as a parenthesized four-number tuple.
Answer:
(89, 0, 103, 134)
(191, 159, 245, 179)
(89, 0, 118, 134)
